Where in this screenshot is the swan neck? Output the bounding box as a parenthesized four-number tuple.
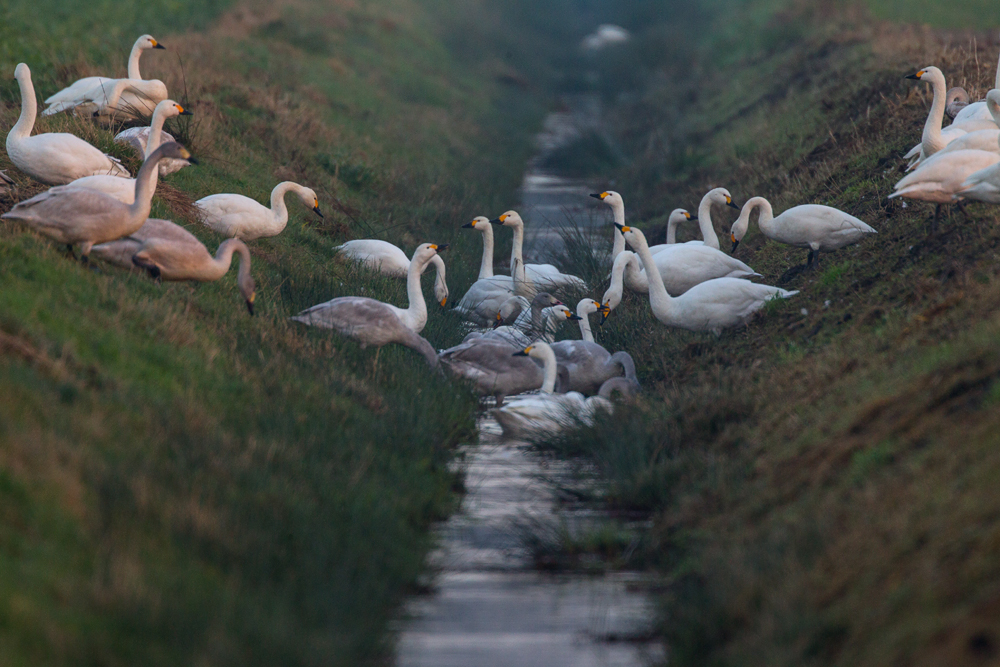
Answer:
(127, 41, 145, 80)
(578, 310, 594, 343)
(610, 351, 637, 381)
(146, 107, 168, 156)
(127, 152, 161, 221)
(612, 227, 625, 259)
(209, 239, 247, 281)
(405, 253, 429, 327)
(270, 182, 294, 226)
(923, 76, 948, 152)
(478, 225, 494, 279)
(540, 347, 558, 393)
(696, 199, 721, 249)
(633, 236, 672, 316)
(11, 70, 36, 140)
(666, 218, 678, 244)
(605, 251, 629, 309)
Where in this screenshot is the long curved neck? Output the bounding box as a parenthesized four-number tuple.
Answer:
(127, 41, 145, 80)
(402, 330, 439, 368)
(509, 222, 525, 279)
(538, 347, 558, 393)
(539, 311, 561, 343)
(696, 198, 721, 249)
(609, 351, 636, 381)
(104, 79, 134, 113)
(145, 107, 168, 157)
(610, 201, 626, 258)
(632, 236, 673, 319)
(403, 253, 429, 327)
(206, 239, 247, 281)
(428, 253, 446, 287)
(922, 76, 948, 154)
(578, 308, 594, 343)
(622, 251, 648, 292)
(269, 182, 296, 226)
(127, 152, 162, 221)
(478, 226, 494, 279)
(10, 72, 36, 140)
(667, 217, 678, 244)
(604, 251, 631, 309)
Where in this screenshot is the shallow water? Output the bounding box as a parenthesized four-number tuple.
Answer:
(395, 418, 663, 667)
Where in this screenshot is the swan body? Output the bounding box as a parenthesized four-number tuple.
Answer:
(439, 339, 556, 405)
(618, 224, 797, 335)
(335, 239, 449, 306)
(490, 211, 587, 293)
(890, 149, 1000, 204)
(289, 244, 445, 367)
(42, 35, 166, 116)
(2, 142, 194, 259)
(197, 182, 323, 241)
(453, 277, 516, 327)
(548, 299, 636, 395)
(730, 197, 876, 267)
(492, 343, 636, 440)
(7, 63, 131, 185)
(114, 99, 192, 176)
(91, 218, 256, 314)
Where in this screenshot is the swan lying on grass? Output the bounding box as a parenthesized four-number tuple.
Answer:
(197, 182, 323, 240)
(334, 239, 449, 307)
(91, 218, 256, 315)
(730, 197, 876, 268)
(493, 342, 638, 440)
(2, 142, 195, 262)
(42, 34, 166, 117)
(114, 99, 193, 176)
(290, 244, 446, 367)
(616, 223, 797, 336)
(7, 63, 130, 185)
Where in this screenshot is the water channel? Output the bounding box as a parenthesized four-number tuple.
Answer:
(395, 101, 663, 667)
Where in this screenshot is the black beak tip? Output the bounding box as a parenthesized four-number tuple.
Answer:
(570, 314, 583, 320)
(179, 109, 193, 116)
(488, 218, 502, 225)
(905, 73, 919, 80)
(589, 193, 603, 200)
(313, 206, 324, 218)
(246, 301, 255, 316)
(613, 222, 625, 231)
(731, 241, 740, 253)
(727, 201, 739, 210)
(187, 156, 200, 165)
(461, 222, 473, 228)
(689, 215, 698, 221)
(154, 44, 166, 50)
(435, 243, 450, 252)
(513, 350, 528, 357)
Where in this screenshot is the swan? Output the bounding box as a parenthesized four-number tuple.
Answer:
(548, 299, 636, 395)
(957, 95, 1000, 202)
(114, 99, 193, 176)
(946, 87, 971, 120)
(666, 209, 697, 244)
(890, 148, 1000, 229)
(6, 63, 131, 185)
(490, 211, 588, 293)
(2, 142, 195, 261)
(924, 90, 1000, 160)
(730, 197, 876, 268)
(42, 35, 166, 116)
(903, 67, 998, 170)
(90, 218, 256, 315)
(493, 295, 530, 327)
(492, 343, 637, 440)
(334, 239, 449, 306)
(196, 182, 323, 241)
(476, 304, 579, 349)
(439, 338, 564, 405)
(617, 223, 797, 336)
(589, 190, 668, 258)
(291, 243, 445, 335)
(452, 216, 517, 325)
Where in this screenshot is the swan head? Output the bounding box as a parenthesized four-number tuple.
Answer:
(729, 196, 768, 253)
(239, 272, 257, 316)
(613, 223, 649, 251)
(462, 215, 492, 231)
(414, 243, 449, 268)
(155, 99, 193, 121)
(14, 63, 30, 81)
(548, 305, 582, 322)
(512, 342, 556, 360)
(590, 190, 624, 211)
(150, 141, 197, 165)
(946, 87, 971, 118)
(906, 66, 944, 85)
(705, 187, 739, 210)
(532, 292, 563, 308)
(986, 89, 1000, 123)
(669, 208, 696, 223)
(576, 298, 602, 318)
(295, 186, 323, 218)
(489, 211, 524, 228)
(139, 35, 166, 50)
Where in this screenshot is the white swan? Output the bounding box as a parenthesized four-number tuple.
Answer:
(548, 299, 637, 396)
(114, 99, 193, 176)
(890, 149, 1000, 229)
(196, 182, 323, 241)
(6, 63, 130, 185)
(730, 197, 876, 268)
(903, 67, 998, 170)
(618, 223, 797, 336)
(42, 35, 166, 116)
(493, 343, 636, 440)
(291, 243, 445, 335)
(490, 210, 587, 293)
(2, 142, 194, 260)
(90, 218, 256, 315)
(334, 239, 449, 306)
(439, 338, 563, 405)
(453, 217, 516, 326)
(666, 208, 697, 244)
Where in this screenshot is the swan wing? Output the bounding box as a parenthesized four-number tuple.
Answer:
(335, 240, 410, 277)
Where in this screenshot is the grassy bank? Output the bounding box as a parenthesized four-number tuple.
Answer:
(0, 0, 609, 663)
(534, 2, 1000, 665)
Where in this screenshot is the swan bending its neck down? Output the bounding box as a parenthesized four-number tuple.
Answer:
(42, 35, 166, 116)
(694, 187, 739, 249)
(334, 239, 449, 306)
(2, 142, 195, 260)
(115, 99, 193, 176)
(197, 182, 324, 241)
(616, 223, 797, 336)
(730, 197, 876, 268)
(289, 244, 446, 367)
(91, 218, 256, 315)
(490, 210, 587, 293)
(591, 190, 668, 259)
(493, 342, 637, 440)
(7, 63, 131, 185)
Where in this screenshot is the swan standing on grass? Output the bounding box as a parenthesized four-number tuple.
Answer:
(453, 216, 517, 326)
(730, 197, 876, 268)
(890, 149, 1000, 230)
(115, 99, 193, 176)
(493, 343, 638, 440)
(42, 35, 166, 116)
(197, 182, 323, 240)
(549, 299, 637, 395)
(334, 239, 449, 306)
(615, 223, 797, 335)
(90, 218, 257, 315)
(666, 209, 697, 244)
(490, 211, 587, 292)
(6, 63, 130, 185)
(903, 67, 998, 170)
(2, 143, 195, 262)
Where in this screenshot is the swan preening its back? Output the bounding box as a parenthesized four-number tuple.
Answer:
(334, 239, 449, 306)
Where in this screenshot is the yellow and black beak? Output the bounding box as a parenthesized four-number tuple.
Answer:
(429, 243, 449, 252)
(599, 303, 612, 325)
(312, 200, 323, 218)
(731, 233, 740, 254)
(492, 312, 504, 329)
(461, 220, 475, 228)
(513, 346, 532, 357)
(177, 105, 192, 116)
(906, 70, 923, 80)
(726, 196, 739, 210)
(246, 293, 256, 316)
(440, 297, 447, 307)
(152, 40, 165, 50)
(614, 222, 629, 233)
(589, 192, 608, 200)
(489, 213, 508, 225)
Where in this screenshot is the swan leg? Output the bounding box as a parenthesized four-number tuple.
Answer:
(806, 249, 815, 269)
(957, 200, 970, 221)
(931, 204, 942, 235)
